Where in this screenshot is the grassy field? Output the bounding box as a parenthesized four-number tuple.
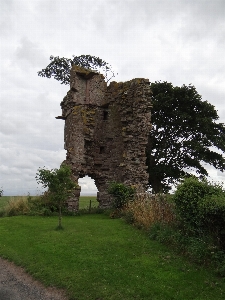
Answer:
(0, 195, 98, 212)
(0, 214, 225, 299)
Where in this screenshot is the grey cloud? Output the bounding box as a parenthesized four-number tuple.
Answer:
(34, 0, 61, 14)
(15, 37, 46, 67)
(90, 0, 184, 33)
(0, 145, 66, 195)
(0, 0, 13, 13)
(196, 85, 225, 122)
(191, 0, 225, 22)
(34, 0, 96, 32)
(176, 1, 225, 43)
(1, 74, 67, 152)
(1, 120, 20, 136)
(0, 0, 14, 35)
(1, 165, 21, 175)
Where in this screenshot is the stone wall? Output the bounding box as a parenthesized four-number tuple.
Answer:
(57, 65, 152, 210)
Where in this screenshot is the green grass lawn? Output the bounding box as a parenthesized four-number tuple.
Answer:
(0, 215, 225, 300)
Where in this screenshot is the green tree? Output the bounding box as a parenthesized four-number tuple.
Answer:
(36, 164, 77, 229)
(146, 82, 225, 193)
(38, 54, 115, 84)
(0, 187, 3, 197)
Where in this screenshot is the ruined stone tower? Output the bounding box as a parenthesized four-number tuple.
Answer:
(56, 65, 152, 210)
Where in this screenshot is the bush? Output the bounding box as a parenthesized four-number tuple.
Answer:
(173, 176, 224, 229)
(28, 191, 71, 216)
(173, 176, 225, 249)
(30, 191, 58, 213)
(149, 223, 222, 265)
(200, 195, 225, 249)
(108, 182, 135, 209)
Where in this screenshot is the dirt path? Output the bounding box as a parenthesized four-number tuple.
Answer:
(0, 257, 68, 300)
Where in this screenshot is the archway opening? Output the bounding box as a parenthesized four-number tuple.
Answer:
(78, 175, 98, 196)
(78, 176, 98, 209)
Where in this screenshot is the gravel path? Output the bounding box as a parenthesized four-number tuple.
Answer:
(0, 257, 68, 300)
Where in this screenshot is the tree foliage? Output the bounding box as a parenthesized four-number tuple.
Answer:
(146, 81, 225, 193)
(36, 164, 77, 229)
(38, 55, 114, 85)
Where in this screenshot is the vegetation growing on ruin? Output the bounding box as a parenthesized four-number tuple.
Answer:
(38, 54, 115, 84)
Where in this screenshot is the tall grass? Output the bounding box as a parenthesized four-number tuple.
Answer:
(0, 196, 30, 217)
(125, 193, 176, 229)
(4, 196, 30, 216)
(0, 196, 27, 210)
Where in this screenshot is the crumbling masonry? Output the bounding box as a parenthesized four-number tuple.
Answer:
(56, 65, 152, 210)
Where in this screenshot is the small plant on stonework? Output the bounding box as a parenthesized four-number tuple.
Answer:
(108, 182, 135, 210)
(36, 164, 77, 229)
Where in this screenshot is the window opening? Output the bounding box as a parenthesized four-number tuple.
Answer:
(100, 146, 105, 154)
(103, 110, 109, 120)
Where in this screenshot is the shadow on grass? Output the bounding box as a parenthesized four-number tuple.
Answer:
(55, 225, 64, 231)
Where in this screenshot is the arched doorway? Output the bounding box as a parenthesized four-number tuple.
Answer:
(78, 176, 98, 209)
(78, 175, 98, 196)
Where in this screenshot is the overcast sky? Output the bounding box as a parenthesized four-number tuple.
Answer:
(1, 0, 225, 196)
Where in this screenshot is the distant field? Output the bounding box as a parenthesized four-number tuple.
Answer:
(78, 195, 98, 209)
(0, 195, 98, 211)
